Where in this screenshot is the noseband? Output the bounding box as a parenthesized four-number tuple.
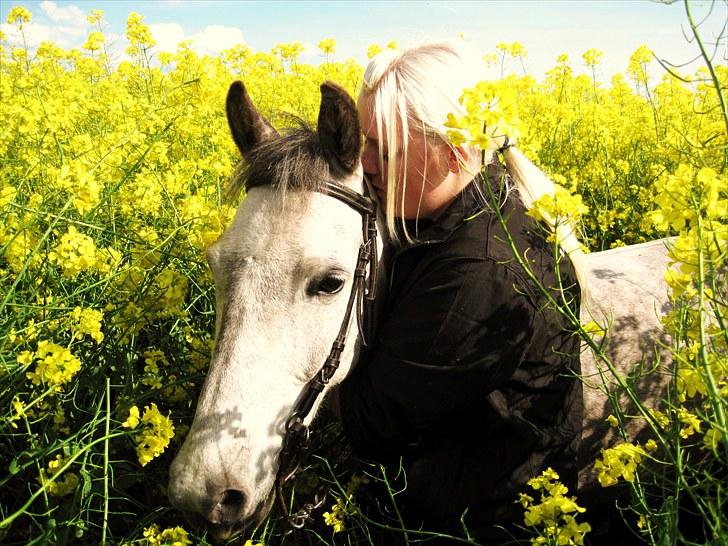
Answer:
(275, 178, 378, 530)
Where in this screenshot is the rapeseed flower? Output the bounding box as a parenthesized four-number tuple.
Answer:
(49, 226, 102, 277)
(122, 405, 141, 429)
(39, 454, 80, 497)
(6, 6, 32, 26)
(71, 306, 104, 343)
(594, 442, 647, 487)
(139, 524, 192, 546)
(318, 38, 337, 55)
(323, 503, 346, 533)
(677, 407, 701, 438)
(367, 43, 382, 59)
(8, 396, 27, 429)
(25, 340, 82, 392)
(519, 468, 590, 545)
(582, 49, 603, 67)
(123, 403, 174, 466)
(0, 185, 17, 207)
(322, 474, 369, 533)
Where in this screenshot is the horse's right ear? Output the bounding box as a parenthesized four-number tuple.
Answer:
(226, 81, 278, 157)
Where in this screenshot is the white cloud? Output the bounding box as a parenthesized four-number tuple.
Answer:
(0, 21, 84, 49)
(149, 22, 186, 54)
(148, 22, 244, 56)
(39, 1, 85, 25)
(190, 25, 244, 55)
(0, 1, 88, 50)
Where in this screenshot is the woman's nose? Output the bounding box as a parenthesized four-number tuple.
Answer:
(361, 144, 379, 175)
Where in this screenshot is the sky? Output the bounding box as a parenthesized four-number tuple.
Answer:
(1, 0, 726, 82)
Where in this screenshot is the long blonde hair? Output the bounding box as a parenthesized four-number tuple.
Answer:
(360, 41, 586, 281)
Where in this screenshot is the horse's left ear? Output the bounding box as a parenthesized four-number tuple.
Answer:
(226, 80, 279, 158)
(318, 82, 361, 174)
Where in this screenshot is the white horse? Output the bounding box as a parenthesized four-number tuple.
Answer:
(168, 81, 673, 541)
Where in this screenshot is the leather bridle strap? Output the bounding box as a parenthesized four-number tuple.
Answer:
(275, 179, 378, 530)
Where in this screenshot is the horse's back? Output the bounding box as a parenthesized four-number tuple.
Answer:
(576, 238, 674, 488)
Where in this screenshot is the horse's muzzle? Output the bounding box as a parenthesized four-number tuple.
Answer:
(176, 488, 275, 544)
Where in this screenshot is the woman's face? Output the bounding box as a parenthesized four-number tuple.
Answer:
(358, 95, 451, 219)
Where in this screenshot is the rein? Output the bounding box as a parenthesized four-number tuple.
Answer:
(275, 178, 379, 531)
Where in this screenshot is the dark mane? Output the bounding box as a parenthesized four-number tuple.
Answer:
(227, 119, 333, 199)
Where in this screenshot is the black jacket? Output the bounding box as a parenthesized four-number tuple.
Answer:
(339, 161, 583, 540)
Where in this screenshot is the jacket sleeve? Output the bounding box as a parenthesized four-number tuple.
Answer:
(339, 256, 537, 461)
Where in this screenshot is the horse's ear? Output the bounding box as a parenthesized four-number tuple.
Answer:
(226, 81, 278, 158)
(318, 82, 361, 174)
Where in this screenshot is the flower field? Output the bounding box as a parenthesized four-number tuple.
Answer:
(1, 3, 726, 546)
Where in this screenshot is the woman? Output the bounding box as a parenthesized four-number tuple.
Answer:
(338, 42, 584, 543)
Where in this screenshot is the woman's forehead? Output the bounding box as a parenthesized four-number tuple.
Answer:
(357, 96, 380, 141)
(357, 93, 432, 151)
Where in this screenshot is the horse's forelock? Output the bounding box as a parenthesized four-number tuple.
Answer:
(227, 120, 334, 200)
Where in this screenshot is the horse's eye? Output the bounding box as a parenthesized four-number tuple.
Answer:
(307, 274, 345, 296)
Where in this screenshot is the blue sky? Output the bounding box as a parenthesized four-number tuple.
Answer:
(2, 1, 726, 81)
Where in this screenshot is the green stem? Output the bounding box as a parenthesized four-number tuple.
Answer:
(101, 378, 111, 546)
(694, 210, 728, 458)
(684, 0, 728, 170)
(0, 199, 73, 312)
(0, 431, 126, 531)
(379, 464, 410, 546)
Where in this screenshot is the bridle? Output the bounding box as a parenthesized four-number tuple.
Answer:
(275, 177, 379, 530)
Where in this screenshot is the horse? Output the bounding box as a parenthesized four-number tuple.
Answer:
(168, 80, 674, 542)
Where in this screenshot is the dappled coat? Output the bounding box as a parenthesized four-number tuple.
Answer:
(339, 160, 583, 541)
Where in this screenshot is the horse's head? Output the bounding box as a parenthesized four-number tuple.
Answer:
(168, 80, 369, 541)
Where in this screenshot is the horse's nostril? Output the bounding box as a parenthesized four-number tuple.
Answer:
(215, 489, 247, 522)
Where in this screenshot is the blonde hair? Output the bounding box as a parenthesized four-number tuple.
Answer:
(360, 41, 586, 283)
(359, 42, 483, 238)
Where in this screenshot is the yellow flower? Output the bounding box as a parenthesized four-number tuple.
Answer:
(702, 426, 722, 454)
(86, 9, 104, 25)
(0, 185, 17, 207)
(25, 340, 82, 392)
(125, 12, 156, 57)
(83, 30, 105, 52)
(649, 408, 670, 429)
(366, 43, 382, 59)
(582, 320, 607, 337)
(140, 523, 192, 546)
(7, 6, 32, 26)
(40, 454, 80, 497)
(17, 350, 34, 365)
(318, 38, 336, 55)
(508, 42, 527, 59)
(527, 185, 589, 226)
(122, 405, 140, 429)
(520, 468, 590, 545)
(323, 502, 346, 533)
(678, 407, 701, 438)
(582, 48, 603, 67)
(8, 396, 27, 429)
(71, 306, 104, 343)
(627, 45, 653, 85)
(48, 226, 102, 277)
(594, 442, 647, 487)
(128, 403, 175, 466)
